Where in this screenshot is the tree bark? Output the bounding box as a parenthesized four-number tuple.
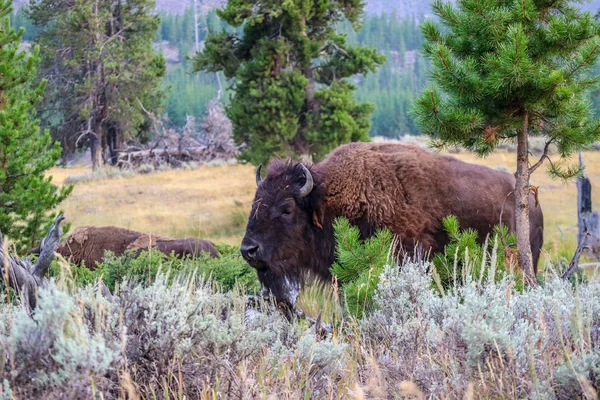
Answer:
(193, 0, 200, 53)
(0, 215, 65, 311)
(107, 124, 120, 166)
(562, 232, 591, 281)
(515, 112, 536, 285)
(577, 152, 600, 260)
(90, 131, 103, 171)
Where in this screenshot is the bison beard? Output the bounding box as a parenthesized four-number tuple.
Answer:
(241, 142, 544, 307)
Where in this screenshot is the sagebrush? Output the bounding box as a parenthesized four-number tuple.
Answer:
(3, 244, 600, 398)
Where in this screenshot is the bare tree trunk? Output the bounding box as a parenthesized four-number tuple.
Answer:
(193, 0, 200, 53)
(215, 72, 222, 101)
(0, 215, 65, 311)
(562, 232, 592, 281)
(292, 68, 315, 160)
(107, 124, 121, 165)
(515, 112, 536, 285)
(90, 127, 103, 172)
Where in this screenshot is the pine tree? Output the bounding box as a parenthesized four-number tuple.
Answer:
(412, 0, 600, 284)
(0, 0, 72, 253)
(193, 0, 385, 165)
(330, 217, 393, 319)
(28, 0, 166, 170)
(431, 215, 521, 293)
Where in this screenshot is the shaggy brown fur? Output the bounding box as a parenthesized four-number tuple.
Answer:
(241, 142, 544, 306)
(28, 226, 219, 268)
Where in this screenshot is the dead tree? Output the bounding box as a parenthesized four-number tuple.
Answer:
(0, 214, 65, 311)
(577, 153, 600, 261)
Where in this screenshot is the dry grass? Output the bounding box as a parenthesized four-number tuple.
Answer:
(48, 149, 600, 253)
(49, 164, 256, 246)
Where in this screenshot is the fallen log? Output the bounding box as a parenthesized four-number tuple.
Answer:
(0, 214, 65, 311)
(117, 146, 209, 158)
(579, 263, 600, 269)
(114, 145, 224, 169)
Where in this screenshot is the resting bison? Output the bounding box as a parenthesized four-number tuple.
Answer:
(240, 142, 544, 306)
(28, 226, 219, 268)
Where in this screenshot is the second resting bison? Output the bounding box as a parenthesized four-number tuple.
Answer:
(28, 226, 220, 268)
(240, 142, 544, 306)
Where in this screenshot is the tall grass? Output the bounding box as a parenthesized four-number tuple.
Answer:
(3, 239, 600, 398)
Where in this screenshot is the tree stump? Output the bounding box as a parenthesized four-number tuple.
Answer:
(0, 214, 65, 311)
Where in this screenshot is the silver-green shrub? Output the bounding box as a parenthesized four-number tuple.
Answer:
(0, 275, 347, 398)
(4, 255, 600, 398)
(360, 260, 600, 398)
(0, 286, 119, 398)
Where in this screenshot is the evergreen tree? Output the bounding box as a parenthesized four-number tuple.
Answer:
(193, 0, 385, 165)
(0, 0, 72, 253)
(28, 0, 166, 170)
(431, 215, 521, 293)
(412, 0, 600, 283)
(8, 7, 38, 41)
(330, 217, 393, 319)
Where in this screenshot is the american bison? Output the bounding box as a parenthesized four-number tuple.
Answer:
(240, 142, 544, 306)
(28, 226, 219, 268)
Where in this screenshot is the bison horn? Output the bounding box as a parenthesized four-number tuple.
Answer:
(256, 164, 263, 186)
(297, 163, 314, 197)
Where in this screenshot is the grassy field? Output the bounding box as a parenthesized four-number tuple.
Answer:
(15, 149, 600, 398)
(50, 163, 256, 246)
(49, 149, 600, 257)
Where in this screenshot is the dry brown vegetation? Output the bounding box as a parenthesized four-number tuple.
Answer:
(50, 162, 255, 246)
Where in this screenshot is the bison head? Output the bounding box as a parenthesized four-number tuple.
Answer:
(240, 160, 330, 308)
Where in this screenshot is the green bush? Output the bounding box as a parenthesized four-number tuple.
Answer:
(330, 217, 393, 319)
(432, 215, 523, 293)
(45, 244, 260, 294)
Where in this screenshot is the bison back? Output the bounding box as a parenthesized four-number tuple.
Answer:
(316, 142, 543, 269)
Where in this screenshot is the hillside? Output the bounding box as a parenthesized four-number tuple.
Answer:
(14, 0, 598, 17)
(153, 0, 600, 17)
(362, 0, 600, 17)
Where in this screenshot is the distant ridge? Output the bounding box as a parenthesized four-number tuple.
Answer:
(152, 0, 600, 17)
(11, 0, 600, 20)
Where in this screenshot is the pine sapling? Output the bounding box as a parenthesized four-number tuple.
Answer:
(412, 0, 600, 285)
(330, 217, 393, 319)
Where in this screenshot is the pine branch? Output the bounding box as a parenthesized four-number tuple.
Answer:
(528, 139, 553, 175)
(569, 43, 600, 78)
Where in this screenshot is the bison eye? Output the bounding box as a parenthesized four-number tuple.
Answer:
(277, 200, 295, 219)
(279, 206, 294, 218)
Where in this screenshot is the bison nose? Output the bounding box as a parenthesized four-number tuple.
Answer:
(240, 243, 259, 262)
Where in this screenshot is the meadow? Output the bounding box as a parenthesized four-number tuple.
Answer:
(50, 147, 600, 260)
